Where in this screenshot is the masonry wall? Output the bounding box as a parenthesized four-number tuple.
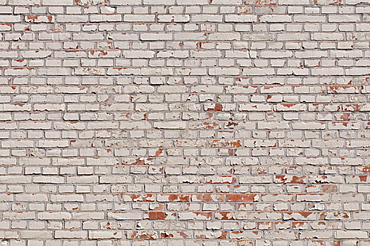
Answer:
(0, 0, 370, 245)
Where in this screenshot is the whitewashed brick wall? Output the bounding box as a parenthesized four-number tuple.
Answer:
(0, 0, 370, 245)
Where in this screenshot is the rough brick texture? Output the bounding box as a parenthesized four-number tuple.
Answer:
(0, 0, 370, 245)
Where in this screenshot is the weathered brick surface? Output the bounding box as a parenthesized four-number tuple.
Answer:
(0, 0, 370, 244)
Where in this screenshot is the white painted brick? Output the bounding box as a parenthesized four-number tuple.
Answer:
(87, 122, 119, 129)
(123, 50, 155, 58)
(8, 0, 40, 4)
(38, 68, 71, 76)
(76, 0, 107, 4)
(260, 50, 293, 58)
(174, 32, 207, 41)
(177, 0, 208, 4)
(300, 231, 333, 239)
(25, 15, 54, 23)
(312, 33, 344, 40)
(54, 231, 87, 239)
(153, 121, 187, 129)
(110, 0, 142, 4)
(192, 14, 223, 22)
(158, 15, 190, 22)
(50, 194, 84, 202)
(72, 212, 104, 220)
(38, 212, 71, 220)
(120, 121, 152, 129)
(108, 212, 143, 220)
(208, 33, 240, 40)
(242, 68, 275, 75)
(0, 230, 18, 239)
(225, 15, 257, 22)
(259, 15, 292, 22)
(210, 0, 242, 4)
(56, 15, 89, 22)
(124, 14, 156, 22)
(19, 122, 52, 129)
(0, 0, 369, 244)
(239, 103, 273, 111)
(43, 0, 73, 4)
(279, 0, 309, 4)
(140, 33, 173, 40)
(99, 176, 132, 183)
(33, 176, 65, 183)
(277, 33, 308, 40)
(2, 140, 34, 148)
(108, 33, 139, 40)
(143, 0, 175, 4)
(89, 231, 122, 239)
(90, 15, 122, 22)
(0, 15, 21, 22)
(38, 140, 69, 148)
(335, 231, 368, 239)
(3, 212, 35, 220)
(329, 15, 361, 22)
(72, 33, 105, 40)
(258, 122, 290, 129)
(20, 231, 53, 239)
(15, 194, 48, 201)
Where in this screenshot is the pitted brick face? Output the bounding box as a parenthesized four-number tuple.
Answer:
(0, 0, 370, 245)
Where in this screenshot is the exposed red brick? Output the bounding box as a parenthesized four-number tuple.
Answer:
(226, 194, 256, 202)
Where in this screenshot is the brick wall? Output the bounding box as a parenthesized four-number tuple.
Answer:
(1, 0, 370, 244)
